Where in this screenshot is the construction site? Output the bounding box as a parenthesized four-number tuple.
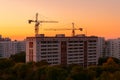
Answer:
(26, 13, 105, 67)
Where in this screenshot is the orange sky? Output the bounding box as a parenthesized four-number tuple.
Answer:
(0, 0, 120, 40)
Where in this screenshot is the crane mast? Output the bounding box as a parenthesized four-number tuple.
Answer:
(72, 23, 75, 37)
(28, 13, 58, 36)
(35, 13, 39, 35)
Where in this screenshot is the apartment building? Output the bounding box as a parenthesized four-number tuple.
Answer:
(0, 41, 26, 58)
(26, 34, 105, 67)
(106, 38, 120, 59)
(0, 35, 11, 41)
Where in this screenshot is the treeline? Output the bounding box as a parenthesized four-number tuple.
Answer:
(1, 52, 120, 80)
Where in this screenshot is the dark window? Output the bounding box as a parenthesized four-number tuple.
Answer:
(29, 42, 33, 48)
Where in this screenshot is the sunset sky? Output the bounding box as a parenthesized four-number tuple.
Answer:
(0, 0, 120, 40)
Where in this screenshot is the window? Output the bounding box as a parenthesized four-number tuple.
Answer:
(41, 41, 46, 44)
(29, 42, 33, 48)
(41, 45, 47, 47)
(41, 49, 46, 51)
(29, 49, 33, 61)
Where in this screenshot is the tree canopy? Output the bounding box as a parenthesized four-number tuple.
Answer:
(0, 55, 120, 80)
(9, 51, 26, 63)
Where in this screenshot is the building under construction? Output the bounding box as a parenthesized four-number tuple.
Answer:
(26, 34, 105, 67)
(26, 13, 105, 67)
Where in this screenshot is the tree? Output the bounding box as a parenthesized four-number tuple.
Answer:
(12, 63, 29, 80)
(0, 58, 15, 70)
(0, 58, 15, 79)
(99, 71, 114, 80)
(98, 57, 108, 65)
(46, 66, 68, 80)
(113, 71, 120, 80)
(69, 66, 84, 80)
(35, 66, 47, 80)
(89, 66, 103, 78)
(102, 57, 120, 73)
(35, 60, 49, 67)
(68, 66, 96, 80)
(10, 51, 26, 63)
(98, 57, 120, 65)
(112, 57, 120, 64)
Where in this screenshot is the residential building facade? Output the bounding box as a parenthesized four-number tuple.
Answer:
(106, 38, 120, 59)
(26, 34, 105, 67)
(0, 41, 26, 58)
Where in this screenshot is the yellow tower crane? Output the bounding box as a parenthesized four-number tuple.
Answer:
(28, 13, 58, 36)
(45, 22, 83, 37)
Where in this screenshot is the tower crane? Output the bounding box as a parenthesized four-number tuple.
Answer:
(28, 13, 58, 36)
(45, 23, 83, 37)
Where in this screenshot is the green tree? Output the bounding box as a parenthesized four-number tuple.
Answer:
(68, 66, 96, 80)
(0, 58, 15, 79)
(102, 57, 120, 73)
(10, 51, 26, 63)
(35, 66, 47, 80)
(98, 57, 120, 65)
(46, 66, 68, 80)
(99, 71, 114, 80)
(113, 71, 120, 80)
(24, 62, 38, 80)
(35, 60, 49, 67)
(89, 66, 103, 78)
(12, 63, 29, 80)
(0, 58, 15, 70)
(69, 66, 85, 80)
(98, 57, 108, 65)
